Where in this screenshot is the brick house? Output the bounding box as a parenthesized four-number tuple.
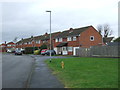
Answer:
(6, 42, 16, 52)
(0, 43, 7, 52)
(16, 32, 60, 49)
(53, 26, 102, 55)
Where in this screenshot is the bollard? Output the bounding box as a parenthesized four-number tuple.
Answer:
(61, 61, 64, 69)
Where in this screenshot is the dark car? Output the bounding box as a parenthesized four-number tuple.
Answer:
(15, 50, 22, 55)
(45, 50, 56, 55)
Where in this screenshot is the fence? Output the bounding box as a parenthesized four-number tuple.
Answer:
(76, 46, 120, 57)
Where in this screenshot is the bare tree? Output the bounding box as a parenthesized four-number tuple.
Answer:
(97, 25, 103, 35)
(97, 24, 112, 37)
(103, 24, 112, 37)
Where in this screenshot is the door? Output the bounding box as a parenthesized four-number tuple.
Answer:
(73, 47, 79, 56)
(62, 47, 68, 55)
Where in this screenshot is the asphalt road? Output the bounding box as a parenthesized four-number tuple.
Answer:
(2, 53, 34, 88)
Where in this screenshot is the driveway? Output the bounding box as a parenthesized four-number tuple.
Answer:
(29, 55, 66, 88)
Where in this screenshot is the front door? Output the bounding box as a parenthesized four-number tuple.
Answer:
(62, 47, 68, 55)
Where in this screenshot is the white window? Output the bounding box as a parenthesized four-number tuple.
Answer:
(43, 40, 47, 43)
(28, 42, 31, 44)
(68, 47, 73, 52)
(67, 37, 72, 41)
(55, 38, 58, 42)
(63, 47, 67, 51)
(24, 43, 27, 45)
(36, 40, 40, 44)
(90, 36, 94, 41)
(59, 38, 62, 42)
(7, 45, 11, 46)
(73, 36, 76, 41)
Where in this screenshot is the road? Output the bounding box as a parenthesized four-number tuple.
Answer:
(2, 54, 34, 88)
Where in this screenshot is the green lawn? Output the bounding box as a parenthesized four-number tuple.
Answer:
(45, 57, 118, 88)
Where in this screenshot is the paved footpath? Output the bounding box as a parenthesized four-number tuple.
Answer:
(29, 56, 65, 88)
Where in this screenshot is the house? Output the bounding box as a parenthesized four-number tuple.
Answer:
(103, 37, 114, 45)
(16, 32, 61, 50)
(0, 43, 7, 52)
(53, 26, 102, 55)
(6, 42, 16, 52)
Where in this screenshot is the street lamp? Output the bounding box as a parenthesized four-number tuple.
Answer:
(46, 10, 52, 63)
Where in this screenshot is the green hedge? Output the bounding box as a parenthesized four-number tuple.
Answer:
(24, 47, 39, 54)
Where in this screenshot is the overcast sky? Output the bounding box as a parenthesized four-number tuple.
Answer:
(0, 0, 119, 44)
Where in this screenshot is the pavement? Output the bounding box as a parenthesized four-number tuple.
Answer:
(29, 55, 65, 88)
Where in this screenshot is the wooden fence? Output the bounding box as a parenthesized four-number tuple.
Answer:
(76, 46, 120, 57)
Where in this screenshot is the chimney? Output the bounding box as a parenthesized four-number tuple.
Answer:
(5, 41, 6, 44)
(69, 28, 73, 33)
(31, 36, 33, 38)
(70, 28, 73, 30)
(45, 32, 48, 35)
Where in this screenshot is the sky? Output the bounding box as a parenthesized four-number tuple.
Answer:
(0, 0, 119, 44)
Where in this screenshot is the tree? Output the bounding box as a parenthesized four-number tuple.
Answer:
(97, 25, 102, 35)
(97, 24, 112, 37)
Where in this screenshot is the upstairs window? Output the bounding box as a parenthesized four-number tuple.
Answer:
(59, 38, 62, 42)
(90, 36, 94, 41)
(36, 40, 40, 44)
(67, 37, 72, 41)
(55, 38, 62, 42)
(73, 36, 76, 41)
(55, 38, 58, 42)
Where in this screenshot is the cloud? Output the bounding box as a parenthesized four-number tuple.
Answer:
(0, 0, 119, 43)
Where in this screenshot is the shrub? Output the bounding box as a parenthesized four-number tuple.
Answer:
(24, 47, 39, 54)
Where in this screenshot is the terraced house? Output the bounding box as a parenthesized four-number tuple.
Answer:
(53, 26, 102, 55)
(15, 25, 103, 55)
(16, 32, 60, 49)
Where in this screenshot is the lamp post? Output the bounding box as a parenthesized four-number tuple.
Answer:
(46, 10, 52, 63)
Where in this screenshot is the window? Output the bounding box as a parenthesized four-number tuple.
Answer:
(24, 43, 27, 45)
(7, 45, 11, 46)
(55, 38, 58, 42)
(68, 47, 73, 52)
(28, 42, 31, 44)
(67, 37, 72, 41)
(36, 40, 40, 44)
(59, 38, 62, 42)
(43, 40, 47, 43)
(90, 36, 94, 41)
(56, 38, 62, 42)
(63, 47, 67, 51)
(73, 36, 76, 41)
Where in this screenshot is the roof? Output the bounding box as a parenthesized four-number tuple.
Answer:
(0, 43, 6, 46)
(107, 42, 120, 46)
(54, 26, 92, 38)
(40, 32, 60, 40)
(7, 42, 15, 44)
(56, 42, 68, 47)
(103, 37, 114, 43)
(16, 37, 32, 44)
(16, 32, 60, 44)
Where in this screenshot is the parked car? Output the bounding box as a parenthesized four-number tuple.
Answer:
(15, 50, 22, 55)
(45, 50, 56, 55)
(41, 49, 48, 55)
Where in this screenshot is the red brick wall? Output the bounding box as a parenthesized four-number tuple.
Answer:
(79, 26, 102, 48)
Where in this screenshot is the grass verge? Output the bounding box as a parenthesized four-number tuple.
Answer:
(45, 57, 118, 88)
